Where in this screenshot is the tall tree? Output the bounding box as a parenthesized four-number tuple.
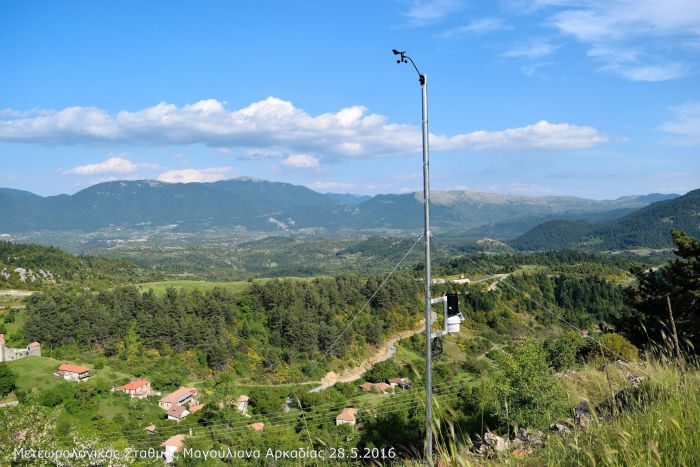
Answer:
(625, 230, 700, 349)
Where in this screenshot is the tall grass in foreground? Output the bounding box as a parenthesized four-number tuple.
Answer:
(539, 360, 700, 466)
(406, 355, 700, 466)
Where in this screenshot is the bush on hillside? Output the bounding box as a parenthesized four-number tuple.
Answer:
(544, 331, 586, 371)
(580, 332, 638, 363)
(0, 364, 16, 397)
(484, 340, 570, 431)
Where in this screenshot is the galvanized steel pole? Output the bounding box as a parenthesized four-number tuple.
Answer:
(420, 72, 433, 465)
(392, 49, 433, 465)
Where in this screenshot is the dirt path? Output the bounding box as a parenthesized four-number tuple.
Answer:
(310, 311, 437, 393)
(0, 290, 34, 297)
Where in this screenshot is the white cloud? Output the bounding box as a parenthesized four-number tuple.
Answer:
(403, 0, 464, 24)
(0, 97, 607, 155)
(63, 156, 141, 175)
(281, 154, 320, 168)
(439, 17, 505, 39)
(502, 40, 559, 59)
(544, 0, 700, 81)
(521, 61, 554, 77)
(157, 167, 232, 183)
(660, 102, 700, 144)
(551, 0, 700, 43)
(433, 120, 607, 150)
(310, 181, 355, 191)
(607, 63, 690, 82)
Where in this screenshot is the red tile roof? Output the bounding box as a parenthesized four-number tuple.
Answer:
(159, 387, 197, 404)
(248, 422, 265, 431)
(144, 425, 156, 433)
(375, 382, 391, 392)
(237, 395, 249, 402)
(336, 407, 357, 422)
(161, 434, 188, 449)
(29, 342, 40, 347)
(121, 379, 149, 391)
(358, 382, 373, 391)
(167, 404, 188, 418)
(189, 403, 205, 413)
(58, 364, 90, 374)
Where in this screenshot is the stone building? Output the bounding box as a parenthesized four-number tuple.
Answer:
(0, 334, 41, 363)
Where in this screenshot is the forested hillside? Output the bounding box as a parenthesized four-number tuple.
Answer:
(2, 232, 699, 466)
(512, 188, 700, 251)
(23, 274, 421, 381)
(0, 241, 145, 289)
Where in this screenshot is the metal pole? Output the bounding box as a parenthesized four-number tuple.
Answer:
(420, 73, 433, 465)
(392, 49, 432, 465)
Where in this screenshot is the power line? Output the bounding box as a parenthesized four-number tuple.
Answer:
(44, 378, 470, 449)
(46, 376, 473, 445)
(315, 233, 423, 367)
(431, 238, 660, 384)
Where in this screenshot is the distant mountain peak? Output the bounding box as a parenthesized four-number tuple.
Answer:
(233, 176, 266, 183)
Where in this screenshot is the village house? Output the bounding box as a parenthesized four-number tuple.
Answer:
(387, 377, 412, 389)
(335, 407, 358, 426)
(114, 379, 151, 398)
(358, 381, 392, 393)
(358, 382, 373, 392)
(374, 382, 391, 394)
(237, 395, 249, 414)
(158, 387, 198, 411)
(0, 334, 41, 363)
(161, 434, 188, 464)
(166, 404, 189, 423)
(144, 425, 156, 434)
(54, 364, 90, 382)
(248, 422, 265, 432)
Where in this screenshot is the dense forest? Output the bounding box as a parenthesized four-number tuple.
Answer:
(432, 249, 654, 278)
(23, 274, 422, 380)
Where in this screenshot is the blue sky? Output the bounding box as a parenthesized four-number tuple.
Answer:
(0, 0, 698, 199)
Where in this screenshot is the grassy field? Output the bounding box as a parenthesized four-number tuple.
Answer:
(136, 276, 322, 295)
(6, 356, 132, 394)
(136, 279, 254, 295)
(6, 355, 168, 433)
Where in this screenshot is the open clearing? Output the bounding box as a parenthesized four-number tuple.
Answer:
(135, 276, 322, 295)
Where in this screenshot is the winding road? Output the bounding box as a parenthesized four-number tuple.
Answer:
(310, 311, 437, 392)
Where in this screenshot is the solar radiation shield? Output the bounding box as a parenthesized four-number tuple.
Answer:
(446, 292, 459, 317)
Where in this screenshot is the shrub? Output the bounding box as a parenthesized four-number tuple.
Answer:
(581, 332, 639, 363)
(39, 383, 74, 408)
(462, 357, 488, 374)
(484, 340, 570, 431)
(544, 331, 585, 371)
(365, 360, 404, 382)
(0, 364, 17, 397)
(598, 333, 638, 361)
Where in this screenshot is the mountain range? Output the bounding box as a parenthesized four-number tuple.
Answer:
(510, 188, 700, 251)
(0, 178, 689, 250)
